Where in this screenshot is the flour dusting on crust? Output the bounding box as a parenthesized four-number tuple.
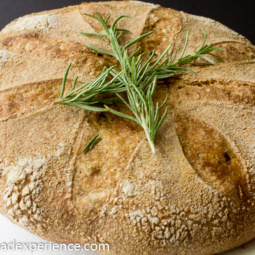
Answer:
(1, 14, 58, 34)
(1, 155, 47, 230)
(0, 50, 16, 66)
(129, 0, 159, 9)
(186, 13, 243, 38)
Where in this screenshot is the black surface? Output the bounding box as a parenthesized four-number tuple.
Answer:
(0, 0, 254, 44)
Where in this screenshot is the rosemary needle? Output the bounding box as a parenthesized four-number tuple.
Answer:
(83, 134, 102, 152)
(55, 13, 223, 154)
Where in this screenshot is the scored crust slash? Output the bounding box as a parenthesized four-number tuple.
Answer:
(0, 1, 255, 255)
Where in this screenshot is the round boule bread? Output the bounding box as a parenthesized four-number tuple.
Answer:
(1, 1, 255, 254)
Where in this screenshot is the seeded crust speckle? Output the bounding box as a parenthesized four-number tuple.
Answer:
(0, 1, 255, 255)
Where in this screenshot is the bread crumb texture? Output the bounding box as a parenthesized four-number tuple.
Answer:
(0, 1, 255, 255)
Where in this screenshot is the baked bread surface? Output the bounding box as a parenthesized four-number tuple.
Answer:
(0, 1, 255, 254)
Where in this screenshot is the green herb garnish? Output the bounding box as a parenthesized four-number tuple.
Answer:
(83, 134, 102, 152)
(54, 13, 223, 153)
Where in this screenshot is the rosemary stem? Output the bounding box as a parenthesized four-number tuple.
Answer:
(141, 121, 156, 154)
(148, 138, 156, 154)
(52, 100, 61, 105)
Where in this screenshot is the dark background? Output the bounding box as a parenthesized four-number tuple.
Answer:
(0, 0, 255, 44)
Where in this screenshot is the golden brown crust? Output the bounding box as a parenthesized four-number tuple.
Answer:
(0, 1, 255, 254)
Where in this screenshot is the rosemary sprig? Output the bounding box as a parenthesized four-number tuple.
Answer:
(145, 29, 223, 80)
(54, 64, 126, 112)
(83, 134, 102, 152)
(55, 13, 223, 153)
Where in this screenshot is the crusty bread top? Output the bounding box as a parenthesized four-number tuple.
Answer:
(0, 1, 255, 255)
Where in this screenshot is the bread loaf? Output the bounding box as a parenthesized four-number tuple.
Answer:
(0, 1, 255, 254)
